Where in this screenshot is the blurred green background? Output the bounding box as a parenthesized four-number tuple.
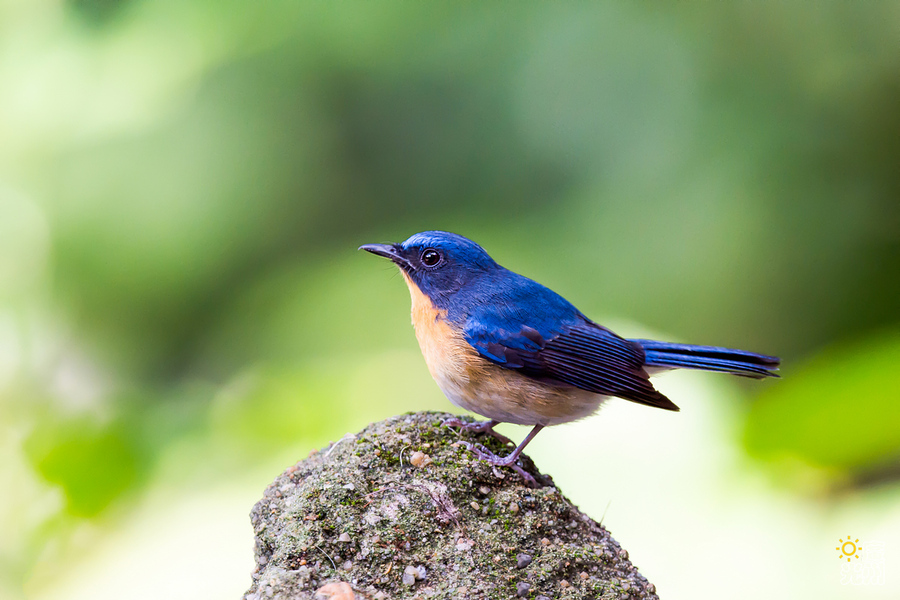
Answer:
(1, 1, 898, 599)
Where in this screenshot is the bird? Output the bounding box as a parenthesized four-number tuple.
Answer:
(360, 231, 779, 485)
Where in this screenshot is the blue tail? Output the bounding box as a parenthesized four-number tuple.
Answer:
(632, 339, 780, 379)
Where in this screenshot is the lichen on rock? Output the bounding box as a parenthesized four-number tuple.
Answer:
(244, 412, 659, 599)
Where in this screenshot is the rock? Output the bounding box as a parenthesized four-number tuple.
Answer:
(243, 412, 659, 599)
(408, 451, 431, 468)
(314, 582, 354, 600)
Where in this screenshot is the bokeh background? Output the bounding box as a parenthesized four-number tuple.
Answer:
(1, 1, 899, 599)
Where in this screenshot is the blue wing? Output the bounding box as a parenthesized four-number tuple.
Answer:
(460, 271, 678, 411)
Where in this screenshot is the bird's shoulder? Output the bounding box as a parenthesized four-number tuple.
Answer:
(453, 268, 584, 345)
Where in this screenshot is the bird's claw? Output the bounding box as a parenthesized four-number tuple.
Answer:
(458, 441, 538, 488)
(441, 417, 514, 446)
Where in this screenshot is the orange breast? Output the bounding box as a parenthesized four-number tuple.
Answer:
(400, 272, 606, 426)
(400, 271, 469, 382)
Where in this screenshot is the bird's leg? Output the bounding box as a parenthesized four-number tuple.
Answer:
(441, 417, 514, 447)
(469, 424, 543, 467)
(459, 424, 544, 487)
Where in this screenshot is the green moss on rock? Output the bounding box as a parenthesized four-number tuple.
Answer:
(244, 412, 659, 600)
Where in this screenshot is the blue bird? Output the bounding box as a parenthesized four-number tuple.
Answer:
(360, 231, 779, 485)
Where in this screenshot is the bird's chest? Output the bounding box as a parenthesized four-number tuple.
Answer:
(401, 273, 602, 425)
(402, 273, 472, 386)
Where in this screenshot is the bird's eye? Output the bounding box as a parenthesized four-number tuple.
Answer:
(421, 248, 441, 267)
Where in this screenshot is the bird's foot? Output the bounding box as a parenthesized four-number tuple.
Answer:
(459, 441, 538, 488)
(441, 417, 514, 447)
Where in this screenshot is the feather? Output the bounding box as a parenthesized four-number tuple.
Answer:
(466, 316, 680, 412)
(633, 339, 780, 379)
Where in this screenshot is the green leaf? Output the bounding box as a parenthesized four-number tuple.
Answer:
(743, 329, 900, 478)
(24, 418, 141, 517)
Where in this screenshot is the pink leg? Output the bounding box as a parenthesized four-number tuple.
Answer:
(441, 417, 514, 447)
(457, 424, 545, 488)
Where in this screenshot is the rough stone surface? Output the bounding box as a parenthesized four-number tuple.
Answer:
(243, 412, 659, 600)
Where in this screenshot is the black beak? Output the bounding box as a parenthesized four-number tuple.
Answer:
(359, 243, 411, 268)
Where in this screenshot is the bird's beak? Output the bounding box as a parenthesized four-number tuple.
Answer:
(359, 243, 398, 259)
(359, 243, 411, 268)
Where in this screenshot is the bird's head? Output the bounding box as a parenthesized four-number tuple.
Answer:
(360, 231, 498, 305)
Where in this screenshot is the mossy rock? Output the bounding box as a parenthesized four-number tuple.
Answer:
(244, 412, 659, 600)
